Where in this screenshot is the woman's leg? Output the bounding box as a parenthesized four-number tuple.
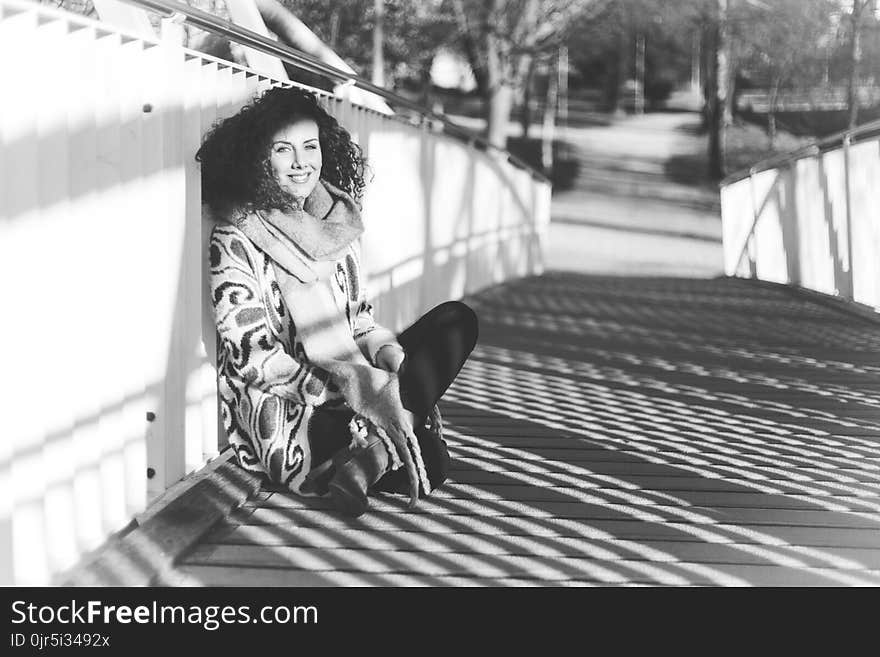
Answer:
(397, 301, 479, 425)
(313, 301, 479, 499)
(375, 301, 479, 493)
(301, 403, 356, 495)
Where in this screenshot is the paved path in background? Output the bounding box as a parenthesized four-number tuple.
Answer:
(548, 106, 724, 277)
(171, 274, 880, 586)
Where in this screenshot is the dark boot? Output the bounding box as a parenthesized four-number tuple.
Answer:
(327, 434, 393, 517)
(375, 409, 449, 496)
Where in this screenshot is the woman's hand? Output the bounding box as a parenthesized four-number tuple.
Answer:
(331, 359, 422, 507)
(384, 410, 421, 507)
(375, 344, 406, 373)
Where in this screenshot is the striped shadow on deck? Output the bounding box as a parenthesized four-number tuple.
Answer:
(170, 273, 880, 586)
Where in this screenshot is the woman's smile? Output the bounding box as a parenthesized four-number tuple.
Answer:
(269, 118, 322, 201)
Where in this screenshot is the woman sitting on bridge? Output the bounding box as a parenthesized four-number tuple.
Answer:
(196, 86, 478, 517)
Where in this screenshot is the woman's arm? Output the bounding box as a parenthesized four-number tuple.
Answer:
(352, 298, 403, 368)
(210, 224, 332, 405)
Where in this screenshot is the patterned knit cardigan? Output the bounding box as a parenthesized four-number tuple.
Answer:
(209, 222, 398, 495)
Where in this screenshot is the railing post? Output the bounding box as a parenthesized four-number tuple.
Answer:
(783, 159, 801, 286)
(840, 133, 855, 300)
(745, 167, 759, 278)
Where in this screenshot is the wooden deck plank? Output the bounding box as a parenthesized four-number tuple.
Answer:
(445, 471, 880, 492)
(166, 566, 589, 587)
(203, 526, 880, 570)
(448, 459, 880, 484)
(181, 545, 880, 586)
(439, 445, 880, 470)
(445, 440, 880, 465)
(440, 434, 880, 458)
(254, 484, 880, 512)
(171, 274, 880, 586)
(213, 510, 880, 549)
(235, 503, 880, 536)
(420, 486, 880, 510)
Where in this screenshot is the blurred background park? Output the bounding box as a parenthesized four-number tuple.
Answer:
(45, 0, 880, 166)
(40, 0, 880, 278)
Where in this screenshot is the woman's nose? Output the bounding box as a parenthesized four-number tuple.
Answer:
(291, 147, 314, 168)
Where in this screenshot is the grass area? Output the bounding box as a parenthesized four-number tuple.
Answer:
(451, 98, 818, 187)
(723, 119, 815, 176)
(507, 136, 580, 190)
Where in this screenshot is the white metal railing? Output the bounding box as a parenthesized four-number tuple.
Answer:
(0, 0, 551, 584)
(720, 120, 880, 311)
(121, 0, 550, 182)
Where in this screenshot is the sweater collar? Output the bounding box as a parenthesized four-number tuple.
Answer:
(257, 179, 364, 262)
(231, 180, 364, 284)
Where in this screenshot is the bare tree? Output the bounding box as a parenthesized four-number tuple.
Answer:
(451, 0, 604, 148)
(701, 0, 728, 179)
(277, 0, 452, 91)
(845, 0, 875, 128)
(736, 0, 834, 147)
(372, 0, 385, 86)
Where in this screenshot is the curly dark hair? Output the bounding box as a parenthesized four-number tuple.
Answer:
(196, 86, 368, 215)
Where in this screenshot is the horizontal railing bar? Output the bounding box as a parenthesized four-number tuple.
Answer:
(721, 117, 880, 187)
(115, 0, 549, 182)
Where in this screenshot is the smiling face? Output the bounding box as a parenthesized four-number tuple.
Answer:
(268, 117, 322, 202)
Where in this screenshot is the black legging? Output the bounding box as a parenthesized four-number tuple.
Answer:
(397, 301, 479, 426)
(309, 301, 479, 492)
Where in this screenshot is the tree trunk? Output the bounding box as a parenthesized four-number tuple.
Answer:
(451, 0, 489, 96)
(542, 56, 559, 172)
(822, 48, 830, 89)
(847, 0, 867, 130)
(705, 19, 723, 179)
(328, 7, 340, 50)
(487, 83, 514, 149)
(767, 75, 781, 150)
(635, 33, 645, 114)
(706, 0, 728, 180)
(700, 22, 713, 119)
(717, 0, 731, 127)
(611, 22, 628, 114)
(558, 46, 568, 131)
(483, 12, 513, 150)
(723, 40, 735, 126)
(603, 43, 621, 112)
(520, 58, 536, 138)
(421, 55, 435, 109)
(691, 31, 701, 94)
(372, 0, 384, 87)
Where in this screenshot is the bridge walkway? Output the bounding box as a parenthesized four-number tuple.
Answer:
(167, 273, 880, 586)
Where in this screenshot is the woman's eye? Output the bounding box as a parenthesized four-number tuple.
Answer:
(275, 145, 291, 153)
(305, 144, 318, 151)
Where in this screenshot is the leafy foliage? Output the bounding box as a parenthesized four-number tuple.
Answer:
(279, 0, 454, 85)
(734, 0, 839, 90)
(565, 0, 703, 109)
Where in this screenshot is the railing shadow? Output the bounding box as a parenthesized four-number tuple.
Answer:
(2, 5, 547, 583)
(176, 273, 880, 586)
